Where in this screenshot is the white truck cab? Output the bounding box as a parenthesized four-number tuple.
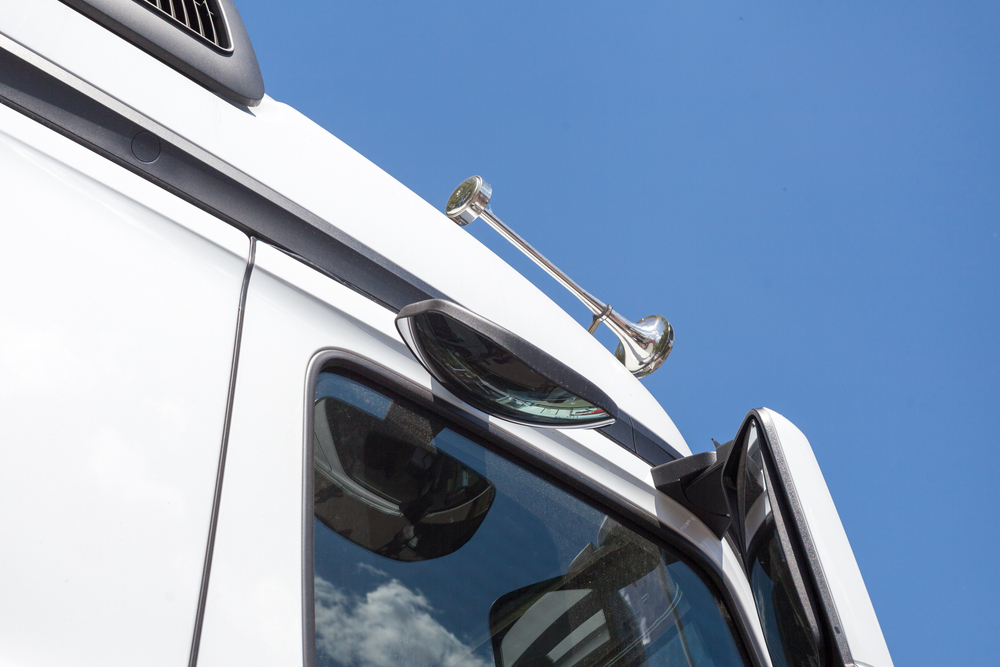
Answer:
(0, 3, 893, 667)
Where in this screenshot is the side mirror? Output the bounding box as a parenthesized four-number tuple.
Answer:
(651, 409, 893, 667)
(396, 299, 617, 428)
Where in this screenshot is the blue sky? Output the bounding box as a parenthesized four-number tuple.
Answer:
(236, 2, 999, 664)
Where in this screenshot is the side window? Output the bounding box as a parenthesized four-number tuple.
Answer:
(310, 369, 749, 667)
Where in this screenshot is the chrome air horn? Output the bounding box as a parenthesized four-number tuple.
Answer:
(445, 175, 673, 378)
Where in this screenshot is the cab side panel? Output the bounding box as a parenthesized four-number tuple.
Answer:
(0, 106, 249, 666)
(197, 242, 412, 667)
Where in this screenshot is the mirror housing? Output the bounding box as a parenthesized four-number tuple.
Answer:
(650, 441, 736, 539)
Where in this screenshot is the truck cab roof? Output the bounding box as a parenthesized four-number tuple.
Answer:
(1, 0, 688, 459)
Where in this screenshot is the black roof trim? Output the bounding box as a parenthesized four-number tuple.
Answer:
(0, 45, 444, 312)
(599, 412, 683, 465)
(59, 0, 264, 106)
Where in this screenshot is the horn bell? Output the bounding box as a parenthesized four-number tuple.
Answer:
(608, 313, 674, 378)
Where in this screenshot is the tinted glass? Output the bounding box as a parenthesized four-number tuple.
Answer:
(412, 312, 611, 427)
(313, 371, 748, 667)
(314, 373, 495, 561)
(740, 423, 822, 667)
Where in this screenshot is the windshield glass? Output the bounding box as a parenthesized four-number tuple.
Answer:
(312, 370, 748, 667)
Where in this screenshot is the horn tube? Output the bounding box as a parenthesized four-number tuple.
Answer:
(445, 175, 673, 378)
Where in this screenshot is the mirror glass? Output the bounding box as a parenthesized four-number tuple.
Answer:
(409, 311, 612, 427)
(447, 176, 480, 217)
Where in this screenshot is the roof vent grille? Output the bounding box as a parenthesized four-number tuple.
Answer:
(138, 0, 231, 51)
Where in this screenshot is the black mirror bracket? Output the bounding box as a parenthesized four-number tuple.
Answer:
(651, 439, 736, 539)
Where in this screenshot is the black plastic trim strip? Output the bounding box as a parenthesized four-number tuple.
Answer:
(59, 0, 265, 106)
(597, 411, 683, 465)
(189, 237, 256, 667)
(302, 349, 767, 667)
(597, 410, 636, 452)
(0, 45, 446, 313)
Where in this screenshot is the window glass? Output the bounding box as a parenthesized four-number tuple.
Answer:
(312, 370, 748, 667)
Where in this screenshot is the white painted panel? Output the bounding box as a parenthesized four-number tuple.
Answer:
(0, 109, 249, 666)
(200, 242, 766, 666)
(764, 409, 894, 667)
(197, 244, 412, 667)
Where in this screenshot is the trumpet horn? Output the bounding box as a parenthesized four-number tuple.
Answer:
(445, 175, 673, 378)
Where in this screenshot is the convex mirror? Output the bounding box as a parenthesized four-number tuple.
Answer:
(396, 299, 617, 428)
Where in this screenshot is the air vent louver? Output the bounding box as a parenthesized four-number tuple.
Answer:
(139, 0, 231, 51)
(60, 0, 264, 105)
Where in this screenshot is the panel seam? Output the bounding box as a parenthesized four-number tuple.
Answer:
(188, 236, 256, 667)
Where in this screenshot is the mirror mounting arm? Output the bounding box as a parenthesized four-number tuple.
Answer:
(651, 439, 737, 539)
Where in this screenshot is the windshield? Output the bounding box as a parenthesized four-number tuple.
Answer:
(312, 370, 749, 667)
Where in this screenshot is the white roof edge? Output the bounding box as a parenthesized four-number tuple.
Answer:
(0, 0, 690, 456)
